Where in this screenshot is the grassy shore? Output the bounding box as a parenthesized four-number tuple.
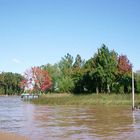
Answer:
(31, 93, 140, 106)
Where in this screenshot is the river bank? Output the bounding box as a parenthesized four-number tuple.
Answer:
(0, 132, 29, 140)
(31, 93, 140, 106)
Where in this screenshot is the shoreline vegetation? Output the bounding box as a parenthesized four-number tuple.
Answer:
(0, 45, 140, 97)
(31, 93, 140, 106)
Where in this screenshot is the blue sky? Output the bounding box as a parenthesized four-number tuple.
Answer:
(0, 0, 140, 73)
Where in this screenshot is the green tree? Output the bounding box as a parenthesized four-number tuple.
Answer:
(59, 53, 73, 76)
(135, 71, 140, 93)
(57, 53, 74, 93)
(41, 63, 60, 92)
(92, 44, 118, 93)
(57, 76, 74, 93)
(72, 54, 85, 93)
(0, 72, 24, 95)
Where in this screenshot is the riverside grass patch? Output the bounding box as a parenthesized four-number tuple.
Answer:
(31, 93, 140, 106)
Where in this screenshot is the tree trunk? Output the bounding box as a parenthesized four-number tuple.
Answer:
(96, 86, 99, 94)
(4, 86, 7, 95)
(107, 84, 110, 93)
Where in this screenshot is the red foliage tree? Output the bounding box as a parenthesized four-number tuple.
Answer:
(19, 69, 33, 92)
(117, 55, 132, 74)
(20, 67, 52, 93)
(32, 67, 52, 92)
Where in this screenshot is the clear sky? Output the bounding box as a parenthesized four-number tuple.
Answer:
(0, 0, 140, 74)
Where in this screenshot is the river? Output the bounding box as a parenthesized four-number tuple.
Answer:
(0, 96, 140, 140)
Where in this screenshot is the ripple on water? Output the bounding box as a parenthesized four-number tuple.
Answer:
(0, 97, 140, 140)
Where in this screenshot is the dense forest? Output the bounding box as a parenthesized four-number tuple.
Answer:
(0, 72, 24, 95)
(0, 44, 140, 95)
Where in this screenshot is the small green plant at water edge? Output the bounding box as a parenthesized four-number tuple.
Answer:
(31, 94, 140, 106)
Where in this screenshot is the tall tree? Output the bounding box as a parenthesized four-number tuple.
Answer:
(93, 44, 118, 93)
(59, 53, 74, 76)
(57, 53, 74, 93)
(0, 72, 24, 95)
(117, 55, 132, 74)
(135, 71, 140, 93)
(72, 54, 85, 93)
(41, 63, 60, 92)
(20, 67, 52, 93)
(73, 54, 85, 69)
(117, 55, 132, 93)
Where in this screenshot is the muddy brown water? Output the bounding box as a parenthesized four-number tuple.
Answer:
(0, 96, 140, 140)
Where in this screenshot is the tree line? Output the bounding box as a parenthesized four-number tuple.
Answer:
(41, 44, 139, 94)
(0, 44, 140, 95)
(0, 72, 24, 95)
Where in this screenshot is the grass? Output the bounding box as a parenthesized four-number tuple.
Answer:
(31, 93, 140, 106)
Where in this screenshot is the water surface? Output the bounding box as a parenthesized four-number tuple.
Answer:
(0, 96, 140, 140)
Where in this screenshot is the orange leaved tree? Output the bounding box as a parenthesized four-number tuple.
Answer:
(20, 67, 52, 93)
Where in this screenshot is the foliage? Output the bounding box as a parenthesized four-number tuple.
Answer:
(41, 64, 60, 92)
(58, 53, 74, 76)
(20, 67, 52, 93)
(94, 45, 118, 93)
(1, 44, 137, 95)
(116, 55, 132, 93)
(57, 53, 74, 93)
(135, 72, 140, 93)
(80, 45, 118, 94)
(57, 76, 74, 93)
(72, 54, 85, 93)
(117, 55, 132, 74)
(0, 72, 24, 95)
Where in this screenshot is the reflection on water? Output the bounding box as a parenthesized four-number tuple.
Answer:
(0, 96, 140, 140)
